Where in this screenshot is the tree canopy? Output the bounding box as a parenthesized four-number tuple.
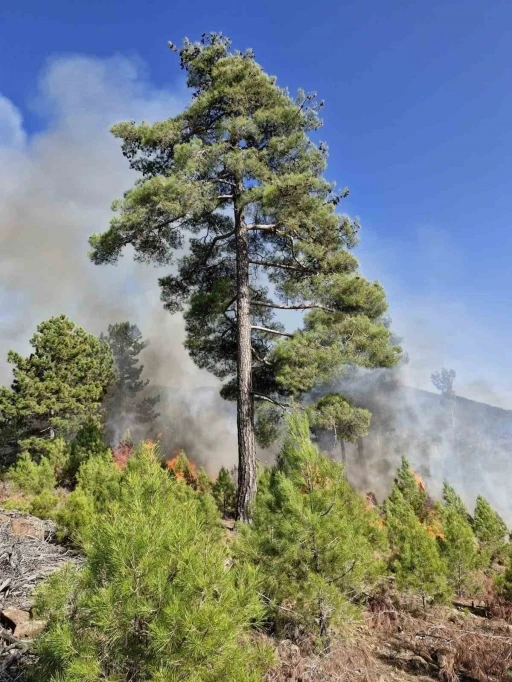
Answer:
(0, 315, 115, 465)
(101, 322, 160, 445)
(89, 33, 401, 519)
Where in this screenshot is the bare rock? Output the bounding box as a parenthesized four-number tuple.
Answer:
(14, 619, 47, 639)
(9, 517, 45, 541)
(1, 607, 30, 630)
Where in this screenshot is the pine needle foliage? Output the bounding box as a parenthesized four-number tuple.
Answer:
(394, 457, 428, 521)
(472, 495, 509, 564)
(88, 32, 401, 519)
(438, 482, 480, 596)
(9, 452, 56, 495)
(236, 412, 387, 646)
(32, 443, 273, 682)
(212, 466, 236, 517)
(56, 450, 122, 543)
(442, 481, 469, 518)
(385, 486, 449, 606)
(0, 316, 115, 464)
(439, 505, 479, 597)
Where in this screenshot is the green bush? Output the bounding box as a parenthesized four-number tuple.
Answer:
(473, 495, 509, 564)
(212, 466, 236, 517)
(55, 488, 97, 543)
(385, 486, 449, 605)
(236, 412, 387, 646)
(31, 443, 273, 682)
(29, 490, 60, 520)
(1, 497, 31, 513)
(44, 438, 72, 485)
(9, 453, 56, 495)
(68, 422, 111, 481)
(54, 450, 120, 542)
(495, 546, 512, 600)
(75, 450, 121, 513)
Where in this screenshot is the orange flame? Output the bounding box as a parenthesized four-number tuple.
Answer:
(414, 472, 427, 493)
(112, 441, 134, 471)
(165, 448, 198, 483)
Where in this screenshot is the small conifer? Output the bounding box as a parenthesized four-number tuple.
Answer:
(443, 481, 468, 518)
(473, 495, 509, 563)
(439, 505, 479, 596)
(212, 466, 237, 517)
(32, 443, 273, 681)
(385, 486, 449, 606)
(237, 412, 387, 646)
(395, 457, 428, 521)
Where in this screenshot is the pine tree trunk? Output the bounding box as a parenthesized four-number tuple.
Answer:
(340, 439, 346, 465)
(234, 207, 257, 522)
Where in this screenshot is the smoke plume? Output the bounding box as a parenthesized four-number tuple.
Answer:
(0, 54, 236, 471)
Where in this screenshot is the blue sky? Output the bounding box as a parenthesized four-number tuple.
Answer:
(1, 0, 512, 405)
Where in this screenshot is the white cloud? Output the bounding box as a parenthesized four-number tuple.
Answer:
(0, 95, 26, 149)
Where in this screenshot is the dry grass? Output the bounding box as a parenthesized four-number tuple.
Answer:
(266, 582, 512, 682)
(265, 635, 386, 682)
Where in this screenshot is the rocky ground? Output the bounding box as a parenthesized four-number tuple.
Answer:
(0, 511, 80, 681)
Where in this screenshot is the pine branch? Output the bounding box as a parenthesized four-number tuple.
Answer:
(252, 393, 293, 410)
(201, 228, 236, 264)
(251, 325, 293, 338)
(248, 258, 315, 274)
(251, 299, 335, 313)
(247, 223, 277, 232)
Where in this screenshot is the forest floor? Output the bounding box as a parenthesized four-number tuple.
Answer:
(0, 510, 81, 681)
(1, 511, 511, 682)
(266, 595, 512, 681)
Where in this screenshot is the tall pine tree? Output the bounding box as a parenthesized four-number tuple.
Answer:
(89, 34, 400, 519)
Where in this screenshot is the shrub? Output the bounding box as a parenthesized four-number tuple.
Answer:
(29, 490, 60, 520)
(473, 495, 509, 564)
(68, 422, 111, 481)
(9, 453, 56, 495)
(1, 496, 31, 513)
(439, 505, 479, 596)
(45, 438, 72, 485)
(212, 466, 236, 517)
(385, 486, 449, 606)
(55, 488, 97, 543)
(31, 443, 273, 681)
(55, 451, 120, 542)
(75, 450, 121, 513)
(495, 547, 512, 601)
(236, 412, 387, 647)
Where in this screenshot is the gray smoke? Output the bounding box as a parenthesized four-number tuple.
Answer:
(0, 54, 237, 471)
(320, 366, 512, 525)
